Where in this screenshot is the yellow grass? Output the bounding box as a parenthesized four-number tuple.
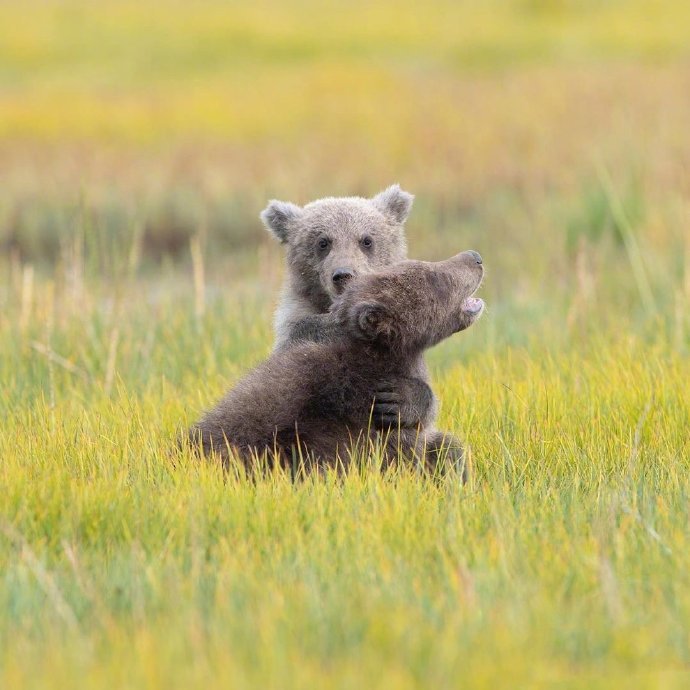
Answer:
(1, 1, 690, 688)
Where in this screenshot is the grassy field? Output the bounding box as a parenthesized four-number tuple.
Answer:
(2, 1, 690, 688)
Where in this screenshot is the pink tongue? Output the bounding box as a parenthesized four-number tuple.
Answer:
(464, 297, 484, 314)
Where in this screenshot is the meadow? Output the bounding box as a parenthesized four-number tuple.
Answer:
(1, 1, 690, 688)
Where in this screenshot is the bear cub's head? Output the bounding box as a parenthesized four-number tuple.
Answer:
(261, 185, 412, 312)
(335, 250, 485, 356)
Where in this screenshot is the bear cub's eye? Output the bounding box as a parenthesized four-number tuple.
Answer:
(360, 236, 373, 249)
(317, 237, 330, 250)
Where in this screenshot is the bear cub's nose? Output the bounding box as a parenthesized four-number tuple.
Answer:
(468, 250, 482, 265)
(332, 268, 355, 286)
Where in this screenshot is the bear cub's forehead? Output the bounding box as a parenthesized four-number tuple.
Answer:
(302, 197, 386, 226)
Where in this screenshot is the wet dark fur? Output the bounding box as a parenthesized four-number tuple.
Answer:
(189, 252, 484, 478)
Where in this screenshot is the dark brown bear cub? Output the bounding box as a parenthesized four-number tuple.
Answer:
(189, 250, 484, 475)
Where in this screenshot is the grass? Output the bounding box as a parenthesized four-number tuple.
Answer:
(2, 0, 690, 688)
(1, 250, 689, 688)
(2, 325, 689, 689)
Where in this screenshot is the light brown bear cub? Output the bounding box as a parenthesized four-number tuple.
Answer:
(261, 184, 433, 429)
(189, 251, 484, 475)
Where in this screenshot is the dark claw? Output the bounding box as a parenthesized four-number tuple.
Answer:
(374, 391, 400, 403)
(373, 399, 402, 428)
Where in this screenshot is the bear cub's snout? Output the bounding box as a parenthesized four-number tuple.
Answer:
(332, 267, 355, 291)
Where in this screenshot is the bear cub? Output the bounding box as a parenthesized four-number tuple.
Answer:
(189, 250, 485, 476)
(261, 184, 433, 429)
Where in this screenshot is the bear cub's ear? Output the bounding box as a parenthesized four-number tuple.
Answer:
(260, 200, 303, 243)
(372, 184, 414, 224)
(351, 301, 396, 344)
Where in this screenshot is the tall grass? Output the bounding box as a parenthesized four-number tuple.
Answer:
(2, 1, 690, 687)
(1, 244, 689, 687)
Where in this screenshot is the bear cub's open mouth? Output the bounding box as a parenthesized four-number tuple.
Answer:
(461, 296, 484, 316)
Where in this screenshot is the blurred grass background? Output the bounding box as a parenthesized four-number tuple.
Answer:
(2, 2, 690, 689)
(2, 1, 690, 343)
